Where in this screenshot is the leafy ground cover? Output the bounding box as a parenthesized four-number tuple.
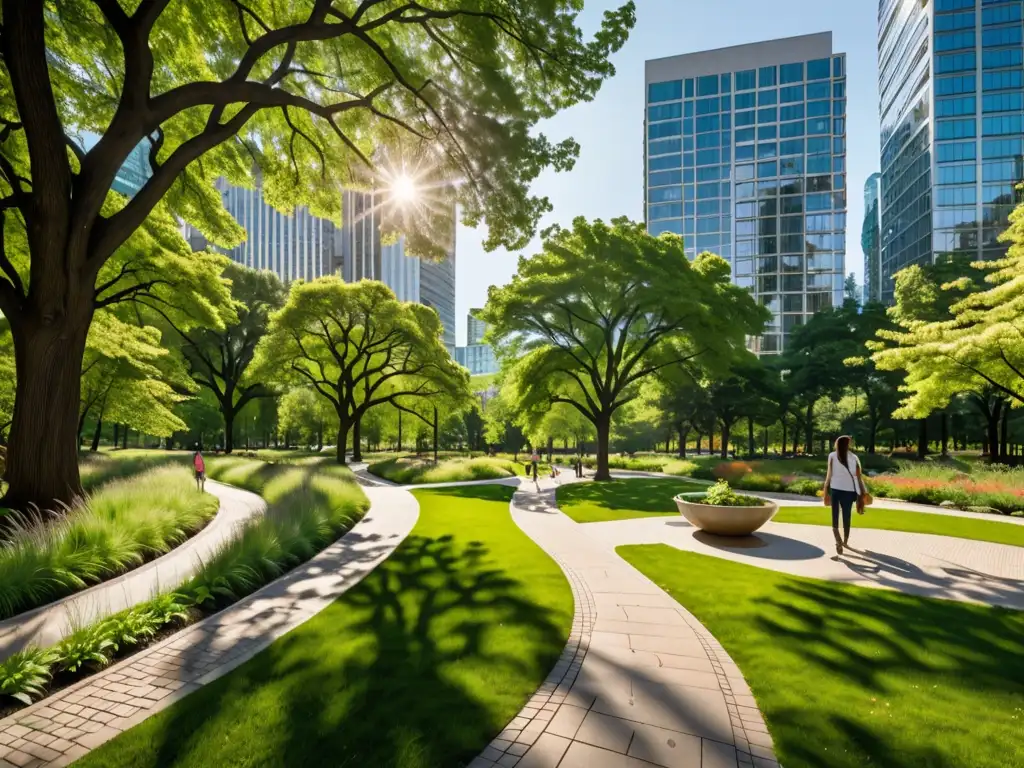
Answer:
(774, 505, 1024, 548)
(556, 478, 707, 523)
(75, 485, 573, 768)
(368, 455, 522, 484)
(618, 546, 1024, 768)
(0, 467, 217, 619)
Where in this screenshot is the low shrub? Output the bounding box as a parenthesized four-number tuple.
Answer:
(734, 472, 785, 492)
(702, 480, 765, 507)
(869, 461, 1024, 515)
(368, 456, 518, 484)
(0, 648, 55, 705)
(712, 461, 754, 483)
(662, 459, 700, 477)
(0, 467, 219, 620)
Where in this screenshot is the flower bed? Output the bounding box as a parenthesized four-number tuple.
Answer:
(869, 464, 1024, 516)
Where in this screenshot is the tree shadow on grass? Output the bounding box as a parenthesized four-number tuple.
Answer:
(748, 578, 1024, 768)
(86, 485, 569, 768)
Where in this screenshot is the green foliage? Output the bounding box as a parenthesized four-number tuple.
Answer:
(484, 217, 768, 477)
(277, 387, 338, 448)
(0, 648, 56, 706)
(368, 456, 518, 484)
(162, 263, 287, 451)
(869, 461, 1024, 515)
(702, 480, 764, 507)
(55, 623, 118, 673)
(872, 206, 1024, 415)
(255, 279, 470, 459)
(190, 463, 368, 606)
(0, 467, 217, 619)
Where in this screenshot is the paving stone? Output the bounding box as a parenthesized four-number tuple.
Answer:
(544, 705, 589, 739)
(626, 722, 702, 768)
(574, 711, 635, 753)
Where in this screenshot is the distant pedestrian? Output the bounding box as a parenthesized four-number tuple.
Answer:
(823, 435, 866, 555)
(193, 446, 206, 492)
(530, 450, 540, 481)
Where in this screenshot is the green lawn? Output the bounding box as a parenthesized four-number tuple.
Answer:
(618, 545, 1024, 768)
(76, 484, 573, 768)
(556, 478, 707, 523)
(774, 505, 1024, 547)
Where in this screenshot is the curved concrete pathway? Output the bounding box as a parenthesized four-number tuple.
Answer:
(0, 481, 266, 662)
(474, 482, 776, 768)
(0, 486, 418, 768)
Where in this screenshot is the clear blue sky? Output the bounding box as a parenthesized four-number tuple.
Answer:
(454, 0, 879, 345)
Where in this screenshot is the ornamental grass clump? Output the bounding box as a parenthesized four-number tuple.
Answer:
(0, 467, 218, 620)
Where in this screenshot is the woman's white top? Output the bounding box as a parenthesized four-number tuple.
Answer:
(828, 451, 861, 492)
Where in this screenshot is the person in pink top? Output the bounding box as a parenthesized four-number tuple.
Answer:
(192, 446, 206, 492)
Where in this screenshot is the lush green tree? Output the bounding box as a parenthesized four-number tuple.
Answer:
(482, 387, 526, 459)
(840, 302, 901, 453)
(159, 263, 286, 453)
(0, 324, 13, 442)
(871, 251, 1017, 460)
(484, 217, 767, 480)
(0, 0, 634, 506)
(78, 310, 192, 450)
(652, 367, 712, 459)
(173, 388, 223, 450)
(255, 278, 468, 464)
(705, 357, 766, 459)
(278, 387, 336, 449)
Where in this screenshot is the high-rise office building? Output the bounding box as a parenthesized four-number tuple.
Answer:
(456, 309, 499, 375)
(878, 0, 1024, 303)
(645, 33, 848, 354)
(862, 173, 883, 303)
(339, 189, 456, 350)
(467, 309, 488, 345)
(186, 179, 334, 282)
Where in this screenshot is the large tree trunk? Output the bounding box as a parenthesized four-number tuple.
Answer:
(223, 403, 235, 454)
(89, 410, 104, 453)
(868, 408, 878, 454)
(792, 418, 800, 456)
(122, 425, 128, 449)
(547, 436, 553, 464)
(2, 311, 92, 510)
(112, 422, 120, 450)
(677, 424, 688, 458)
(917, 418, 928, 460)
(781, 419, 787, 458)
(720, 422, 730, 459)
(594, 415, 612, 481)
(432, 406, 439, 464)
(747, 418, 755, 458)
(397, 410, 403, 452)
(941, 413, 949, 457)
(1000, 405, 1009, 462)
(695, 433, 702, 455)
(804, 402, 814, 455)
(352, 416, 363, 462)
(336, 418, 350, 465)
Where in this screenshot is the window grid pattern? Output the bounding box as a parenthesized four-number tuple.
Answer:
(881, 0, 1024, 303)
(646, 52, 847, 354)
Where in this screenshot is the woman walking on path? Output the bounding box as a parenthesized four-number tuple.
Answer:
(823, 435, 865, 555)
(192, 447, 206, 492)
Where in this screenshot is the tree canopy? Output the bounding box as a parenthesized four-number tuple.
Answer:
(483, 217, 768, 479)
(254, 277, 469, 463)
(0, 0, 635, 507)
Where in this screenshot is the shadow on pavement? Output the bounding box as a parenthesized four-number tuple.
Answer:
(693, 530, 826, 561)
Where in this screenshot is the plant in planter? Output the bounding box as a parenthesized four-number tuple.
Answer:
(674, 480, 778, 536)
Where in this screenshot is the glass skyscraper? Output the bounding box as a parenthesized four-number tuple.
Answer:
(645, 33, 848, 354)
(878, 0, 1024, 303)
(863, 172, 883, 303)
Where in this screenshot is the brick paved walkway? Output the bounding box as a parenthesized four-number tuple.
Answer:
(0, 486, 418, 768)
(474, 483, 776, 768)
(584, 515, 1024, 610)
(0, 481, 267, 663)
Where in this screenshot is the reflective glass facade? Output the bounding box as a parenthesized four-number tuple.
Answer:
(645, 34, 847, 354)
(879, 0, 1024, 303)
(863, 173, 883, 302)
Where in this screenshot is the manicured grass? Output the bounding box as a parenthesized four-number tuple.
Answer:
(556, 478, 708, 523)
(76, 484, 573, 768)
(368, 455, 520, 484)
(774, 505, 1024, 548)
(618, 545, 1024, 768)
(0, 467, 218, 619)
